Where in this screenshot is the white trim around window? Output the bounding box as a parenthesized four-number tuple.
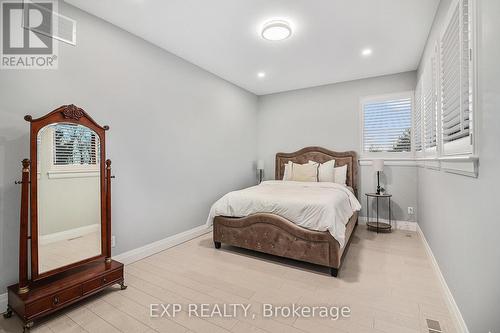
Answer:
(47, 169, 100, 179)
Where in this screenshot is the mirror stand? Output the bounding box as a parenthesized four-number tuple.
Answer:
(18, 159, 31, 295)
(4, 105, 126, 332)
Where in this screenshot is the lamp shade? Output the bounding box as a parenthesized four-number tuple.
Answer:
(257, 160, 265, 170)
(372, 159, 384, 172)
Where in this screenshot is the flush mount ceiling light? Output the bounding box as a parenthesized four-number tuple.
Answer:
(361, 48, 373, 56)
(261, 20, 292, 41)
(257, 72, 266, 78)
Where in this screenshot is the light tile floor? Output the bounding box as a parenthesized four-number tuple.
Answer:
(0, 227, 456, 333)
(38, 231, 101, 273)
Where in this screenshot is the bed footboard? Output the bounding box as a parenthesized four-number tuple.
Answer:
(213, 212, 358, 276)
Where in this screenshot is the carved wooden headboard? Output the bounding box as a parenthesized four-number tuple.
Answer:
(275, 146, 358, 196)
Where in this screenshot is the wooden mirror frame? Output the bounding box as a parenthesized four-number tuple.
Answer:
(25, 105, 110, 281)
(6, 105, 124, 331)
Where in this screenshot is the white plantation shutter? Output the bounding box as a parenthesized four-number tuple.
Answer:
(423, 54, 437, 149)
(440, 0, 473, 154)
(414, 80, 423, 152)
(53, 124, 100, 166)
(362, 97, 412, 153)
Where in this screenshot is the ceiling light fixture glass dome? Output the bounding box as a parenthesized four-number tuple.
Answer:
(261, 20, 292, 41)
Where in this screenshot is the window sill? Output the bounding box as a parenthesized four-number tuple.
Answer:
(440, 155, 478, 177)
(417, 156, 478, 177)
(360, 155, 479, 177)
(359, 158, 416, 167)
(438, 155, 478, 162)
(47, 170, 100, 179)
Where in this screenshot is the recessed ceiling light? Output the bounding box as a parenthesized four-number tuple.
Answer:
(261, 20, 292, 41)
(257, 72, 266, 78)
(362, 48, 373, 56)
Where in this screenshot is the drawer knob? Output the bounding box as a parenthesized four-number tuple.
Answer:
(53, 296, 59, 305)
(102, 277, 107, 284)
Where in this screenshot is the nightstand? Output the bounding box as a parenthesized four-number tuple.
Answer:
(365, 193, 392, 233)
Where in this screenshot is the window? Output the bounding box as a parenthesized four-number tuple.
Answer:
(423, 50, 438, 152)
(53, 124, 99, 168)
(414, 80, 423, 153)
(412, 0, 477, 175)
(361, 93, 413, 155)
(440, 0, 474, 155)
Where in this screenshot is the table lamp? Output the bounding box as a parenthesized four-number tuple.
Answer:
(257, 160, 264, 183)
(372, 159, 384, 194)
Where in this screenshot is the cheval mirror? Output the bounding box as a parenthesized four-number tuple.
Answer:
(4, 105, 126, 332)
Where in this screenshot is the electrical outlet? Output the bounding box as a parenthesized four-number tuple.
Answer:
(111, 235, 116, 248)
(408, 207, 415, 215)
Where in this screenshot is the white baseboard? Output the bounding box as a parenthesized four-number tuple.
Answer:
(39, 224, 100, 245)
(0, 292, 7, 312)
(417, 225, 469, 333)
(358, 216, 417, 231)
(113, 224, 212, 265)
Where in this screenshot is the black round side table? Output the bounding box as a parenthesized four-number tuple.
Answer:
(365, 193, 392, 233)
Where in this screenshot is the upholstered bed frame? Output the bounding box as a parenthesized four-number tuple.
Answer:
(213, 147, 359, 277)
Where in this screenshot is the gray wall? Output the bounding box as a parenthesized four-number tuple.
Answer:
(416, 0, 500, 331)
(0, 3, 257, 292)
(257, 72, 418, 221)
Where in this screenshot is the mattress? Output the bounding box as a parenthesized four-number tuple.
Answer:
(207, 180, 361, 247)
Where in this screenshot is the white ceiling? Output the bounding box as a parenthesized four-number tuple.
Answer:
(65, 0, 440, 95)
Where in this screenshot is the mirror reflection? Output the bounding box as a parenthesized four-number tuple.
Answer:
(37, 123, 101, 274)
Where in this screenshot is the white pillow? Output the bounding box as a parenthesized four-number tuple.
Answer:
(291, 162, 318, 182)
(333, 165, 348, 186)
(308, 160, 335, 182)
(283, 161, 292, 180)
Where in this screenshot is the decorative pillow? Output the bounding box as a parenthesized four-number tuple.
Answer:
(308, 160, 335, 182)
(282, 161, 292, 181)
(333, 165, 348, 185)
(291, 162, 318, 182)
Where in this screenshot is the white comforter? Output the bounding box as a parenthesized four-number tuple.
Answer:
(206, 181, 361, 247)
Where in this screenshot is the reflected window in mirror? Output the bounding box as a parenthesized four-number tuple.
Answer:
(52, 123, 100, 170)
(37, 123, 102, 274)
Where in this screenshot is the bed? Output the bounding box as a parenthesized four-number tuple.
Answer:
(211, 147, 359, 277)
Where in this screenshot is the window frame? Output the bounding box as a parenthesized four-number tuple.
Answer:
(359, 91, 415, 159)
(423, 42, 439, 158)
(438, 0, 477, 157)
